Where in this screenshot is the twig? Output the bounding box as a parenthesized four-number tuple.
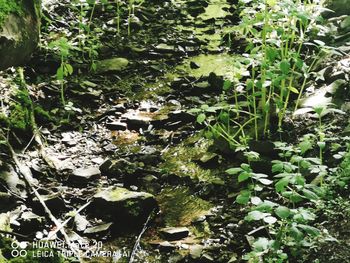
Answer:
(47, 201, 91, 240)
(129, 211, 154, 263)
(3, 136, 82, 262)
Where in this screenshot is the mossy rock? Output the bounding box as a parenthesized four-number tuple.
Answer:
(324, 0, 350, 17)
(0, 0, 41, 70)
(89, 186, 158, 232)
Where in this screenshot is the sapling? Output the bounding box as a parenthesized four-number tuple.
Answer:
(49, 37, 74, 106)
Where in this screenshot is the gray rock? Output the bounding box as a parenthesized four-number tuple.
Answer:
(69, 167, 101, 185)
(0, 0, 40, 70)
(89, 187, 157, 229)
(150, 241, 176, 252)
(190, 244, 204, 259)
(84, 222, 113, 234)
(160, 227, 190, 241)
(106, 121, 127, 131)
(33, 193, 66, 215)
(99, 158, 137, 178)
(95, 57, 129, 73)
(126, 114, 152, 130)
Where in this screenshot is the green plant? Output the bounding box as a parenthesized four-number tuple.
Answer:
(49, 37, 74, 106)
(201, 0, 328, 145)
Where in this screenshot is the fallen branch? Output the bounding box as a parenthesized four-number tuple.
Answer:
(2, 135, 82, 262)
(129, 210, 154, 263)
(47, 201, 91, 240)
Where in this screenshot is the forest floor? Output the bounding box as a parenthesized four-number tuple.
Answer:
(1, 0, 350, 262)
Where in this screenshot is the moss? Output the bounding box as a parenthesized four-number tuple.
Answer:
(0, 0, 24, 25)
(34, 106, 52, 124)
(157, 186, 212, 226)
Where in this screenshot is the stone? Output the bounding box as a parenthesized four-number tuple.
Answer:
(84, 222, 113, 234)
(18, 211, 44, 235)
(33, 193, 66, 216)
(324, 0, 350, 16)
(190, 61, 200, 69)
(0, 0, 41, 70)
(99, 158, 137, 178)
(0, 192, 16, 212)
(106, 121, 127, 131)
(160, 227, 190, 241)
(95, 57, 129, 73)
(89, 187, 158, 230)
(149, 241, 176, 252)
(190, 244, 204, 259)
(126, 113, 152, 130)
(69, 167, 101, 185)
(154, 43, 176, 54)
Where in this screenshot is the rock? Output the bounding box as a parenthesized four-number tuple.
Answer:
(84, 222, 113, 235)
(0, 192, 16, 212)
(154, 43, 176, 54)
(69, 167, 101, 185)
(95, 57, 129, 73)
(126, 113, 152, 130)
(190, 61, 200, 69)
(190, 244, 204, 259)
(0, 0, 41, 70)
(74, 214, 90, 232)
(160, 227, 190, 241)
(324, 0, 350, 16)
(248, 140, 276, 157)
(99, 158, 137, 178)
(89, 186, 157, 230)
(340, 16, 350, 33)
(17, 211, 44, 235)
(150, 241, 176, 252)
(113, 104, 127, 113)
(106, 121, 127, 131)
(33, 193, 66, 216)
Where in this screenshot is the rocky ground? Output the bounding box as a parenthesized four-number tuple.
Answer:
(1, 0, 350, 262)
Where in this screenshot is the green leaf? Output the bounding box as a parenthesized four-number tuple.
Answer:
(290, 226, 304, 241)
(56, 67, 64, 80)
(226, 167, 242, 175)
(266, 0, 276, 6)
(263, 216, 277, 224)
(255, 201, 277, 212)
(223, 80, 232, 90)
(197, 113, 206, 124)
(246, 211, 267, 221)
(280, 60, 290, 75)
(298, 224, 320, 236)
(236, 190, 251, 205)
(252, 237, 269, 251)
(275, 206, 290, 219)
(258, 178, 273, 185)
(288, 86, 299, 94)
(302, 189, 319, 200)
(65, 64, 73, 75)
(238, 172, 251, 182)
(275, 176, 291, 192)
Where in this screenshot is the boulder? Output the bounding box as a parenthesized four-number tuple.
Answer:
(95, 57, 129, 73)
(89, 186, 158, 231)
(324, 0, 350, 17)
(0, 0, 41, 70)
(160, 227, 190, 241)
(69, 167, 101, 186)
